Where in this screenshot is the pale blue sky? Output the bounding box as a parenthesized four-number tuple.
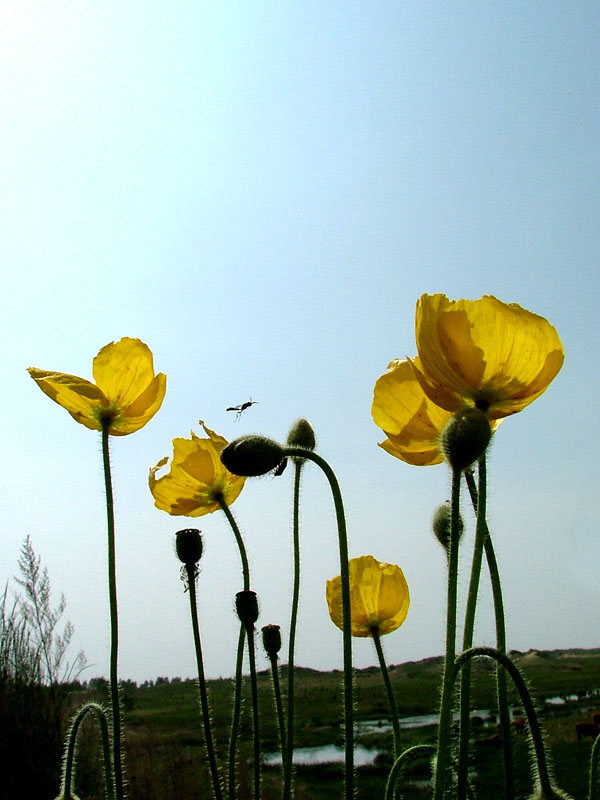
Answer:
(2, 2, 598, 682)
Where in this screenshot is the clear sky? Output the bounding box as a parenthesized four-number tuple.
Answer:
(2, 2, 599, 683)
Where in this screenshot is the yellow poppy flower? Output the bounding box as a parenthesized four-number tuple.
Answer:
(413, 294, 564, 420)
(326, 555, 410, 637)
(372, 357, 453, 466)
(149, 421, 246, 516)
(28, 337, 166, 436)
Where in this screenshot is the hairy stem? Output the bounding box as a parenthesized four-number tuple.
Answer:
(285, 447, 354, 800)
(101, 420, 124, 800)
(186, 564, 223, 800)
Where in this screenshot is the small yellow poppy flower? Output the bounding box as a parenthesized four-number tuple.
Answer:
(372, 357, 453, 466)
(149, 421, 246, 516)
(326, 555, 410, 637)
(28, 337, 166, 436)
(413, 294, 564, 420)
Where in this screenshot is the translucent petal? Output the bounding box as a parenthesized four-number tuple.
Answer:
(93, 338, 159, 407)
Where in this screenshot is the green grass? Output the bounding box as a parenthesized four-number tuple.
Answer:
(74, 647, 600, 799)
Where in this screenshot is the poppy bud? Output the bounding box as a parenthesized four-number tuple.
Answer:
(175, 529, 203, 565)
(261, 624, 282, 658)
(236, 590, 259, 628)
(441, 408, 491, 470)
(221, 436, 285, 477)
(287, 418, 316, 454)
(432, 503, 464, 551)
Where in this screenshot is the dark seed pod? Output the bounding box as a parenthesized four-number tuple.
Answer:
(441, 408, 491, 471)
(221, 435, 285, 477)
(236, 590, 259, 628)
(175, 529, 203, 565)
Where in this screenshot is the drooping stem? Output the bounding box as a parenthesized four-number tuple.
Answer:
(186, 564, 224, 800)
(218, 496, 250, 592)
(433, 465, 462, 800)
(371, 627, 401, 759)
(61, 702, 114, 800)
(285, 447, 354, 800)
(384, 745, 436, 800)
(464, 469, 515, 800)
(101, 420, 124, 800)
(457, 456, 487, 799)
(283, 459, 303, 800)
(455, 647, 557, 798)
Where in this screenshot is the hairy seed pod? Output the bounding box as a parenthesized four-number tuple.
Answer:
(175, 529, 203, 565)
(441, 408, 491, 470)
(221, 435, 285, 477)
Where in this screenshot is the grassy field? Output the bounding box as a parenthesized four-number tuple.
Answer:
(73, 647, 600, 799)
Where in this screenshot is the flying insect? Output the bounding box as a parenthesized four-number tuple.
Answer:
(227, 398, 258, 421)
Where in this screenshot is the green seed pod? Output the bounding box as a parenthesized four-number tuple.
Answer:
(236, 590, 259, 628)
(287, 418, 316, 453)
(220, 435, 285, 477)
(441, 408, 491, 471)
(432, 502, 464, 552)
(261, 624, 282, 658)
(175, 529, 203, 565)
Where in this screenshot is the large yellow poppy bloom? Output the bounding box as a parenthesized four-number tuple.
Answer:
(413, 294, 564, 420)
(372, 357, 453, 466)
(326, 555, 410, 637)
(28, 337, 166, 436)
(149, 422, 246, 516)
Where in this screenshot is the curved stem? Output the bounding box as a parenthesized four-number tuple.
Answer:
(384, 744, 436, 800)
(433, 465, 462, 800)
(457, 456, 487, 799)
(285, 447, 354, 800)
(371, 628, 401, 759)
(455, 647, 556, 798)
(283, 460, 303, 800)
(186, 564, 223, 800)
(464, 469, 515, 800)
(218, 496, 250, 592)
(101, 420, 124, 800)
(61, 701, 114, 800)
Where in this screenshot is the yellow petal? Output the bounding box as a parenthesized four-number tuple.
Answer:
(372, 358, 452, 466)
(326, 555, 410, 638)
(149, 427, 246, 517)
(93, 338, 158, 406)
(27, 369, 108, 431)
(415, 294, 564, 418)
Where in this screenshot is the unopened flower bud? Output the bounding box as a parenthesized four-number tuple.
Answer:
(432, 503, 464, 552)
(441, 408, 491, 471)
(221, 436, 285, 477)
(175, 529, 203, 565)
(236, 590, 259, 628)
(287, 418, 316, 455)
(261, 624, 282, 658)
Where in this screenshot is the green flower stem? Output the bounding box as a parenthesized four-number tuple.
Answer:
(455, 647, 556, 799)
(61, 702, 114, 800)
(283, 459, 303, 800)
(589, 727, 600, 800)
(185, 564, 224, 800)
(266, 650, 287, 772)
(384, 745, 436, 800)
(218, 496, 250, 592)
(217, 496, 260, 799)
(464, 469, 515, 800)
(457, 456, 487, 800)
(433, 465, 462, 800)
(285, 447, 354, 800)
(371, 627, 401, 759)
(101, 420, 124, 800)
(228, 625, 246, 800)
(281, 460, 304, 800)
(245, 621, 261, 800)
